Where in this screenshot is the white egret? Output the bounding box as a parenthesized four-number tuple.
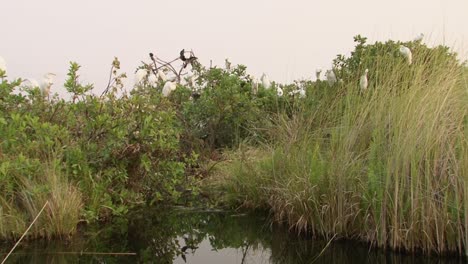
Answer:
(23, 78, 40, 89)
(360, 69, 368, 90)
(157, 70, 167, 82)
(298, 88, 306, 98)
(276, 87, 283, 97)
(41, 73, 56, 99)
(413, 33, 424, 42)
(0, 56, 6, 74)
(261, 73, 271, 89)
(165, 73, 178, 82)
(135, 69, 147, 85)
(315, 69, 322, 80)
(188, 74, 198, 87)
(251, 78, 259, 95)
(399, 45, 413, 65)
(325, 70, 337, 86)
(148, 73, 158, 86)
(225, 59, 231, 71)
(162, 81, 177, 97)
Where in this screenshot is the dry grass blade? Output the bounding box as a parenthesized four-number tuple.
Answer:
(1, 201, 49, 264)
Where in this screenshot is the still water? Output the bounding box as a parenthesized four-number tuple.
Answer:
(0, 207, 465, 263)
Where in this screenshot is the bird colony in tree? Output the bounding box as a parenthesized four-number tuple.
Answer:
(0, 33, 424, 99)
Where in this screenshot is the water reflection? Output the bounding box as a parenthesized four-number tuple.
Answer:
(0, 207, 466, 263)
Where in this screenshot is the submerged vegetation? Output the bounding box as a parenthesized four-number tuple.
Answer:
(0, 35, 467, 256)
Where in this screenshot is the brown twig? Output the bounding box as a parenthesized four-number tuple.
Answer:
(155, 56, 180, 78)
(101, 65, 115, 98)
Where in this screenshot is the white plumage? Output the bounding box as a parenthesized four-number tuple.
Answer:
(298, 88, 306, 98)
(399, 45, 413, 65)
(251, 77, 259, 95)
(135, 69, 147, 85)
(360, 69, 368, 90)
(325, 70, 337, 86)
(157, 70, 167, 82)
(413, 33, 424, 42)
(148, 73, 158, 86)
(41, 73, 56, 98)
(225, 59, 231, 71)
(162, 81, 177, 97)
(165, 73, 178, 82)
(23, 78, 40, 89)
(260, 73, 271, 89)
(315, 69, 322, 80)
(188, 74, 198, 87)
(276, 87, 283, 97)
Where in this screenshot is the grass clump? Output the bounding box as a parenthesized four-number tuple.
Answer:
(218, 37, 468, 255)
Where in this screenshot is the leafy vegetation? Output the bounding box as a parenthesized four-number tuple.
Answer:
(0, 52, 286, 240)
(0, 35, 467, 257)
(216, 36, 468, 255)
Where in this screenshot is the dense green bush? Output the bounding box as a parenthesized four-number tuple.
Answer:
(0, 52, 299, 239)
(0, 59, 198, 239)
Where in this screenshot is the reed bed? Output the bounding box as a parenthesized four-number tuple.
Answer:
(220, 45, 468, 255)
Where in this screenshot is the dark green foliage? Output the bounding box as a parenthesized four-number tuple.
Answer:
(0, 60, 197, 236)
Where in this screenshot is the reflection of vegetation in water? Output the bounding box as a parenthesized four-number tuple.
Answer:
(126, 207, 272, 263)
(1, 208, 466, 263)
(0, 208, 271, 263)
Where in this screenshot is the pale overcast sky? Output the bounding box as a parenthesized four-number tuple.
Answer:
(1, 0, 467, 95)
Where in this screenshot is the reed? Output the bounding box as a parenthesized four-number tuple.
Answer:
(0, 159, 83, 240)
(219, 45, 468, 254)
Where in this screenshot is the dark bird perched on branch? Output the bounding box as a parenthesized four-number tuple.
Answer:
(148, 52, 160, 76)
(180, 49, 198, 69)
(180, 49, 187, 61)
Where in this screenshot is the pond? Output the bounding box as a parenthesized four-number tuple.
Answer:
(0, 207, 465, 263)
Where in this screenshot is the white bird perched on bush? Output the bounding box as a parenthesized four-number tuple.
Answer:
(325, 70, 336, 86)
(399, 45, 413, 65)
(360, 69, 368, 90)
(298, 88, 306, 98)
(148, 73, 158, 86)
(315, 69, 322, 80)
(0, 56, 6, 74)
(261, 73, 271, 89)
(276, 87, 283, 97)
(135, 69, 147, 85)
(164, 72, 178, 82)
(251, 77, 259, 94)
(41, 73, 56, 98)
(413, 33, 424, 42)
(162, 81, 177, 97)
(225, 59, 231, 72)
(23, 78, 40, 89)
(156, 70, 167, 82)
(187, 74, 198, 87)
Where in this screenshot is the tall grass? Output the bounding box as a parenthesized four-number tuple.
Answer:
(0, 159, 83, 240)
(219, 44, 468, 254)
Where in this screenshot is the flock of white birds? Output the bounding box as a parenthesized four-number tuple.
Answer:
(0, 34, 422, 99)
(317, 34, 420, 92)
(0, 58, 56, 99)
